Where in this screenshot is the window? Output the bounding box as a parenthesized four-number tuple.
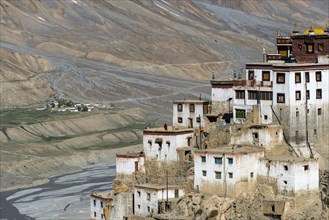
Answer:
(235, 90, 245, 99)
(277, 93, 285, 103)
(137, 191, 141, 197)
(93, 199, 96, 207)
(101, 214, 104, 219)
(228, 158, 233, 164)
(306, 90, 310, 99)
(318, 43, 324, 52)
(178, 117, 183, 123)
(138, 205, 141, 209)
(295, 91, 301, 100)
(215, 171, 222, 179)
(189, 104, 195, 112)
(147, 206, 150, 213)
(295, 72, 301, 83)
(196, 117, 201, 123)
(100, 201, 103, 208)
(284, 180, 287, 184)
(318, 108, 322, 115)
(147, 193, 150, 201)
(228, 172, 233, 178)
(316, 89, 322, 99)
(236, 109, 245, 118)
(202, 170, 207, 176)
(262, 71, 270, 81)
(304, 165, 309, 171)
(252, 132, 259, 142)
(248, 70, 255, 80)
(166, 141, 170, 147)
(264, 115, 268, 120)
(284, 165, 288, 171)
(316, 71, 321, 81)
(296, 111, 299, 117)
(177, 103, 183, 112)
(248, 90, 258, 100)
(277, 73, 285, 84)
(214, 157, 222, 164)
(250, 172, 254, 178)
(201, 156, 206, 162)
(260, 91, 272, 100)
(94, 212, 96, 217)
(306, 44, 314, 53)
(305, 72, 309, 83)
(314, 129, 317, 136)
(175, 189, 179, 198)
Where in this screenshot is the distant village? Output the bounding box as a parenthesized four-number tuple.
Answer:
(35, 97, 107, 112)
(89, 27, 329, 220)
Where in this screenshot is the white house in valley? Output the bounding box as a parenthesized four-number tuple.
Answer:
(259, 156, 319, 196)
(143, 126, 194, 161)
(90, 192, 111, 220)
(133, 184, 185, 217)
(172, 100, 210, 128)
(194, 146, 264, 198)
(116, 152, 145, 176)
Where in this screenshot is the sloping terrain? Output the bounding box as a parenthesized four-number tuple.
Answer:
(1, 0, 327, 107)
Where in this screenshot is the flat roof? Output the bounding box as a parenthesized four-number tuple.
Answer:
(90, 191, 111, 199)
(173, 100, 209, 104)
(116, 152, 144, 158)
(195, 146, 264, 154)
(144, 126, 194, 135)
(260, 156, 316, 163)
(135, 184, 184, 190)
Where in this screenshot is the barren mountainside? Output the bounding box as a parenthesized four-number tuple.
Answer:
(0, 0, 328, 107)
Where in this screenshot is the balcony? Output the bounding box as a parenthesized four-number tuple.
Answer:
(233, 80, 273, 88)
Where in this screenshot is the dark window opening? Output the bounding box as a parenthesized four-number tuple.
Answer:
(316, 89, 322, 99)
(201, 156, 206, 162)
(284, 165, 288, 171)
(215, 171, 222, 179)
(252, 132, 259, 142)
(260, 91, 273, 100)
(306, 90, 310, 99)
(277, 93, 285, 103)
(284, 180, 287, 184)
(250, 172, 254, 178)
(196, 117, 201, 123)
(214, 157, 222, 164)
(304, 165, 309, 171)
(178, 117, 183, 123)
(306, 44, 314, 53)
(295, 72, 301, 83)
(147, 193, 151, 201)
(295, 91, 301, 100)
(248, 90, 258, 100)
(189, 104, 195, 112)
(236, 109, 246, 118)
(174, 189, 179, 198)
(314, 129, 317, 136)
(93, 199, 96, 207)
(316, 71, 321, 82)
(318, 43, 324, 52)
(318, 108, 322, 115)
(228, 158, 233, 164)
(177, 103, 183, 112)
(262, 71, 270, 81)
(202, 170, 207, 176)
(228, 172, 233, 178)
(248, 70, 255, 80)
(235, 90, 245, 99)
(277, 73, 285, 84)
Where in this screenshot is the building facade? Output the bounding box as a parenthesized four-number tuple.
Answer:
(116, 152, 145, 176)
(143, 127, 194, 161)
(90, 192, 111, 220)
(172, 100, 210, 128)
(259, 157, 319, 195)
(194, 147, 264, 198)
(134, 184, 184, 217)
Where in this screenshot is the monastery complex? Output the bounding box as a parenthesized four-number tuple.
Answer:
(90, 27, 329, 219)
